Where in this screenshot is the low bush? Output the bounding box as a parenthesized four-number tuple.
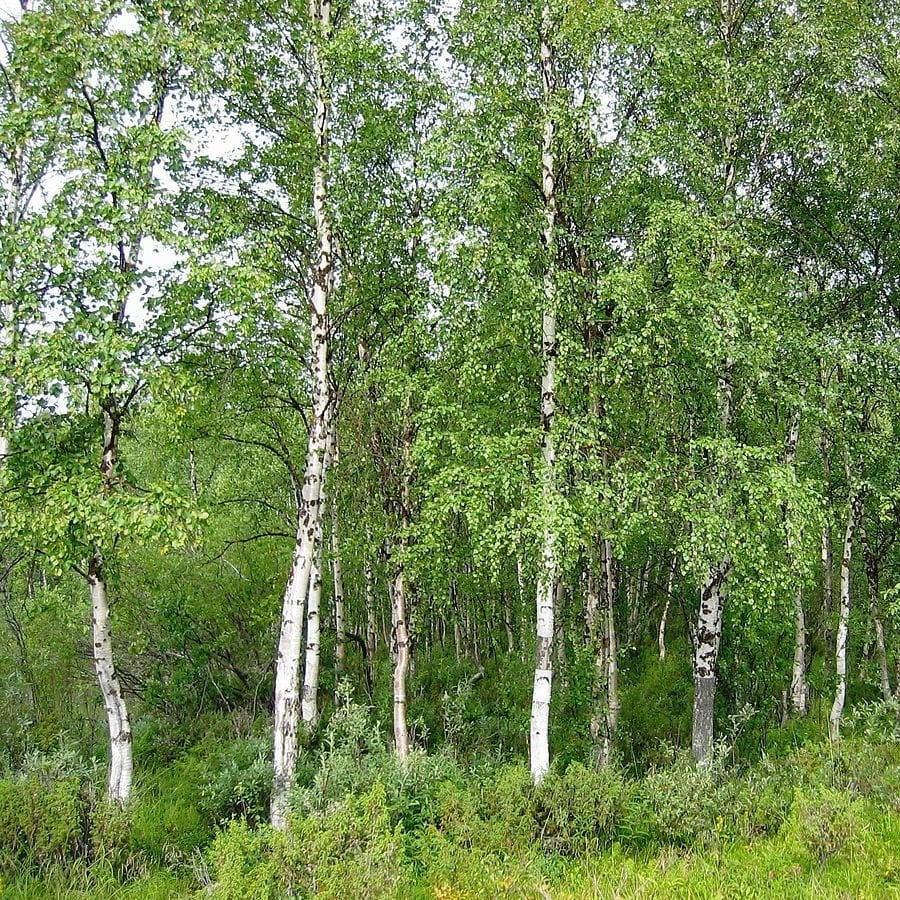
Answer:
(533, 761, 627, 855)
(209, 782, 408, 899)
(199, 736, 273, 826)
(784, 785, 870, 863)
(0, 748, 96, 874)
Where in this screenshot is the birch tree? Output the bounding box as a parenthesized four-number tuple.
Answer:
(269, 0, 335, 828)
(1, 0, 206, 803)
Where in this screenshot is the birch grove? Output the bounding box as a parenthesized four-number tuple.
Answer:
(0, 1, 896, 874)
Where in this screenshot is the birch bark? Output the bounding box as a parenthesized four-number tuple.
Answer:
(271, 0, 334, 831)
(602, 538, 619, 765)
(658, 557, 676, 662)
(782, 408, 808, 715)
(390, 416, 413, 761)
(828, 487, 863, 741)
(529, 0, 558, 786)
(89, 552, 132, 804)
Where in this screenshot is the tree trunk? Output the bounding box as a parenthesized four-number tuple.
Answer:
(363, 548, 376, 698)
(301, 485, 325, 727)
(586, 566, 605, 761)
(789, 587, 808, 715)
(390, 411, 414, 762)
(829, 488, 862, 741)
(89, 555, 133, 804)
(783, 408, 808, 716)
(391, 541, 411, 760)
(692, 560, 730, 764)
(529, 0, 558, 787)
(659, 557, 676, 662)
(270, 0, 334, 831)
(602, 539, 619, 764)
(502, 587, 515, 653)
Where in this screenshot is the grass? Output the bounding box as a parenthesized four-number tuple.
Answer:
(7, 812, 897, 898)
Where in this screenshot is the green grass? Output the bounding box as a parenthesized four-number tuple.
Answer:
(6, 810, 896, 899)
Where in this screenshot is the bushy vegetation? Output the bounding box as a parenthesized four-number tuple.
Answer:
(2, 691, 898, 897)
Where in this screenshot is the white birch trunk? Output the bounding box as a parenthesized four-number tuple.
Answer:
(271, 407, 327, 828)
(390, 409, 414, 762)
(603, 539, 619, 765)
(829, 489, 862, 741)
(789, 587, 808, 715)
(270, 0, 334, 831)
(89, 556, 133, 804)
(391, 544, 411, 760)
(692, 560, 729, 764)
(658, 557, 676, 662)
(529, 0, 558, 787)
(301, 489, 325, 727)
(783, 409, 808, 715)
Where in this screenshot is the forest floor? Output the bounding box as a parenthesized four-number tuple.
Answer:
(2, 716, 899, 898)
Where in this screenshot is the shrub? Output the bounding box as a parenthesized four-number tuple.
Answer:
(208, 783, 409, 899)
(0, 748, 97, 874)
(785, 786, 870, 863)
(199, 736, 273, 826)
(283, 781, 408, 898)
(533, 762, 627, 856)
(209, 819, 280, 900)
(619, 755, 733, 848)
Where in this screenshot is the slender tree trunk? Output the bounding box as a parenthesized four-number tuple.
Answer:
(586, 566, 605, 761)
(860, 524, 892, 702)
(781, 408, 808, 715)
(789, 588, 808, 715)
(89, 553, 132, 804)
(453, 604, 462, 663)
(659, 557, 676, 662)
(363, 538, 378, 699)
(331, 520, 346, 682)
(829, 488, 863, 741)
(301, 481, 325, 727)
(271, 0, 334, 831)
(271, 415, 327, 827)
(502, 587, 515, 653)
(602, 539, 619, 763)
(821, 415, 835, 651)
(530, 0, 558, 786)
(391, 548, 411, 760)
(84, 404, 135, 804)
(390, 413, 414, 762)
(692, 357, 734, 764)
